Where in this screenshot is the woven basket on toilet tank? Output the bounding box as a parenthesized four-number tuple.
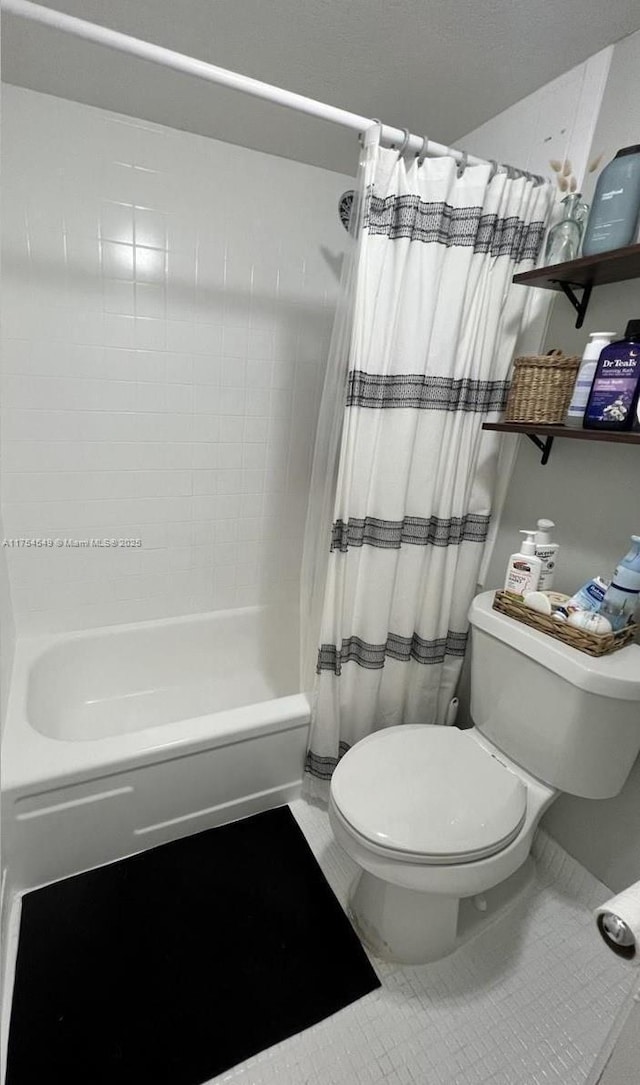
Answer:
(493, 590, 638, 657)
(504, 348, 580, 424)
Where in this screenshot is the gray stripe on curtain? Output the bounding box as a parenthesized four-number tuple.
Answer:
(330, 513, 491, 552)
(365, 192, 546, 261)
(346, 371, 510, 411)
(305, 741, 351, 781)
(317, 630, 468, 676)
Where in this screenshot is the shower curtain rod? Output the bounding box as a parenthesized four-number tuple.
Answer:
(3, 0, 493, 169)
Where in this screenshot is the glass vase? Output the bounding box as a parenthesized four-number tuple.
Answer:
(544, 193, 589, 265)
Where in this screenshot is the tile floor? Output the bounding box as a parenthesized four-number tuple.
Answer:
(207, 799, 636, 1085)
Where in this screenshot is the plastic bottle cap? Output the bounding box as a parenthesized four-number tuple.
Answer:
(519, 530, 537, 556)
(536, 519, 555, 544)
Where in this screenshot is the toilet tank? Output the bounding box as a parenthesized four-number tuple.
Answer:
(468, 591, 640, 799)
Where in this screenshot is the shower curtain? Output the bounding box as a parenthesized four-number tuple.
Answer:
(302, 126, 552, 789)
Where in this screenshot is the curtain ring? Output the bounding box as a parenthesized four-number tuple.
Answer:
(394, 127, 411, 156)
(457, 150, 468, 177)
(417, 136, 430, 166)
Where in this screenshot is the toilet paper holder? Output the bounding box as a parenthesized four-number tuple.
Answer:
(595, 879, 640, 962)
(597, 912, 637, 959)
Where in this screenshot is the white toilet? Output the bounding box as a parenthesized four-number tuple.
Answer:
(329, 590, 640, 964)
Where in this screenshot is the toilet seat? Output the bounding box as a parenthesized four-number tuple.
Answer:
(330, 725, 527, 865)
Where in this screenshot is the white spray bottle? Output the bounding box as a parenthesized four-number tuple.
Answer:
(504, 530, 543, 596)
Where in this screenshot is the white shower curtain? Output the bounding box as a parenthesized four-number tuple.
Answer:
(302, 127, 552, 788)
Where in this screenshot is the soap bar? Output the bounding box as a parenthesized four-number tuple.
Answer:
(523, 591, 552, 615)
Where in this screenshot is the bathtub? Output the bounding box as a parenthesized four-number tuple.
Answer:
(1, 605, 311, 892)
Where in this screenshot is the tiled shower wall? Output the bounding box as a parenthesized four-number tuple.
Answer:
(1, 86, 352, 633)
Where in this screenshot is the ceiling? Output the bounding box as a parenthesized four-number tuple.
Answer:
(3, 0, 640, 175)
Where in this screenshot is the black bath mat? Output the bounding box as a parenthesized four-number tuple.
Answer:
(6, 805, 379, 1085)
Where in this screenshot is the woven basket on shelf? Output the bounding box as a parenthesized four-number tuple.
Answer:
(493, 590, 637, 658)
(504, 348, 580, 424)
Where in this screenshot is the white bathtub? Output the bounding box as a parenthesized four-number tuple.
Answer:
(1, 605, 311, 892)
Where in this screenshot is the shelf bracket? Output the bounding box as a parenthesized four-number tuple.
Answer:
(554, 279, 593, 328)
(526, 432, 554, 465)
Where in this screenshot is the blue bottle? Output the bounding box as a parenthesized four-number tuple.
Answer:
(582, 145, 640, 256)
(599, 536, 640, 632)
(583, 320, 640, 430)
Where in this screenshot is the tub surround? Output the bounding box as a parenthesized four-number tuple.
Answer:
(1, 85, 351, 635)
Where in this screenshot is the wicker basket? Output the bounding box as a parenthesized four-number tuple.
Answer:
(504, 348, 580, 424)
(493, 590, 637, 658)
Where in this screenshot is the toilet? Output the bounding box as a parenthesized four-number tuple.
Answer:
(329, 590, 640, 964)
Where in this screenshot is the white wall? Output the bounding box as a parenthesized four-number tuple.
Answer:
(468, 32, 640, 893)
(532, 30, 640, 894)
(0, 64, 17, 734)
(461, 48, 611, 188)
(462, 48, 613, 587)
(0, 516, 15, 733)
(0, 86, 352, 633)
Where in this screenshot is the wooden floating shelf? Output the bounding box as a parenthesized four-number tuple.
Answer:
(483, 423, 640, 444)
(513, 244, 640, 290)
(482, 422, 640, 465)
(512, 243, 640, 327)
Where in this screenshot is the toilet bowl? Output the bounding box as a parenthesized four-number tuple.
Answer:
(328, 590, 640, 965)
(329, 725, 556, 964)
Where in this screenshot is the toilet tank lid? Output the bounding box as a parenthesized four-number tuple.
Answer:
(469, 591, 640, 701)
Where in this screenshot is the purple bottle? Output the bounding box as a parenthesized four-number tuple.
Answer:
(583, 320, 640, 431)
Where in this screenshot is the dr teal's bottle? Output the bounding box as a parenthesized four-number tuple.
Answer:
(583, 320, 640, 431)
(565, 331, 617, 427)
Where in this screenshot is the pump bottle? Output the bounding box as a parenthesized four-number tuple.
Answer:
(504, 531, 543, 596)
(535, 519, 560, 590)
(598, 535, 640, 631)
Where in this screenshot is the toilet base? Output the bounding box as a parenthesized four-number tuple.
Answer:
(350, 870, 459, 965)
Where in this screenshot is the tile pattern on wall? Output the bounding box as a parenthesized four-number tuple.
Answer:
(205, 800, 635, 1085)
(1, 87, 352, 633)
